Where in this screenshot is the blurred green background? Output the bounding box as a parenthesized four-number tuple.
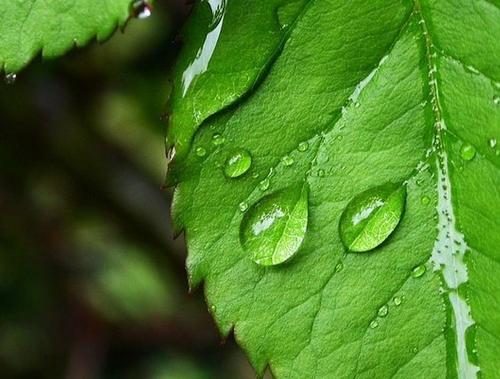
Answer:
(0, 2, 265, 378)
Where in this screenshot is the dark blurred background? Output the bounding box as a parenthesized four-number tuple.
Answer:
(0, 2, 263, 378)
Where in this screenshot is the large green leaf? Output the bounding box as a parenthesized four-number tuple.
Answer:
(0, 0, 137, 73)
(168, 0, 500, 378)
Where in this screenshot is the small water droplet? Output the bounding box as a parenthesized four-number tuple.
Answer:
(239, 201, 249, 212)
(393, 296, 402, 306)
(317, 169, 325, 177)
(336, 135, 343, 141)
(460, 143, 476, 161)
(166, 146, 176, 163)
(210, 304, 216, 312)
(212, 133, 225, 146)
(259, 178, 270, 191)
(378, 305, 388, 317)
(354, 102, 360, 108)
(223, 149, 252, 178)
(488, 138, 497, 148)
(298, 141, 309, 152)
(4, 73, 16, 84)
(493, 95, 500, 105)
(195, 146, 206, 157)
(131, 0, 152, 19)
(339, 182, 406, 252)
(416, 178, 424, 186)
(421, 195, 430, 205)
(240, 184, 309, 266)
(335, 262, 344, 272)
(370, 320, 379, 329)
(282, 155, 294, 166)
(252, 172, 259, 179)
(411, 264, 426, 278)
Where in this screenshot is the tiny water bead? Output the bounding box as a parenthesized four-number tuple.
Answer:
(493, 95, 500, 105)
(223, 149, 252, 178)
(4, 73, 16, 84)
(489, 138, 497, 148)
(195, 146, 206, 157)
(421, 195, 431, 205)
(131, 0, 152, 19)
(259, 178, 270, 191)
(239, 201, 249, 212)
(211, 133, 225, 146)
(411, 264, 426, 278)
(339, 182, 406, 253)
(378, 305, 388, 317)
(317, 169, 325, 177)
(370, 320, 379, 329)
(393, 296, 402, 306)
(460, 143, 476, 161)
(282, 155, 294, 166)
(240, 184, 309, 266)
(298, 141, 309, 152)
(334, 262, 344, 272)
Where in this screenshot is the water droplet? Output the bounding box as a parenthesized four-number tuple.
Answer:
(493, 95, 500, 105)
(488, 138, 497, 148)
(317, 169, 325, 177)
(211, 133, 225, 146)
(223, 149, 252, 178)
(195, 146, 206, 157)
(336, 135, 343, 141)
(282, 155, 294, 166)
(4, 73, 16, 84)
(298, 141, 309, 152)
(370, 320, 379, 329)
(166, 146, 176, 163)
(378, 305, 388, 317)
(259, 178, 270, 191)
(240, 184, 309, 266)
(131, 0, 152, 19)
(460, 143, 476, 161)
(393, 296, 402, 306)
(210, 304, 216, 312)
(335, 262, 344, 272)
(239, 201, 249, 212)
(411, 264, 426, 278)
(421, 195, 430, 205)
(252, 172, 259, 179)
(339, 182, 406, 252)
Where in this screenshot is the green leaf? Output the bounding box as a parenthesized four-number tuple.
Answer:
(0, 0, 135, 73)
(168, 0, 500, 378)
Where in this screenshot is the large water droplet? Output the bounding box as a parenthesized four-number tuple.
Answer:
(223, 149, 252, 178)
(339, 183, 406, 252)
(131, 0, 152, 19)
(460, 143, 476, 161)
(240, 184, 309, 266)
(4, 73, 16, 84)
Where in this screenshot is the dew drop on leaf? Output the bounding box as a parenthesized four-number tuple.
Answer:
(259, 178, 270, 191)
(460, 143, 476, 161)
(298, 141, 309, 152)
(131, 0, 152, 19)
(334, 262, 344, 272)
(212, 133, 225, 146)
(240, 184, 309, 266)
(488, 138, 497, 148)
(421, 195, 430, 205)
(223, 149, 252, 178)
(317, 169, 325, 177)
(369, 320, 379, 329)
(411, 264, 426, 278)
(4, 73, 16, 84)
(239, 201, 248, 212)
(378, 305, 388, 317)
(493, 95, 500, 105)
(195, 146, 206, 157)
(281, 155, 294, 166)
(393, 296, 402, 306)
(339, 182, 406, 253)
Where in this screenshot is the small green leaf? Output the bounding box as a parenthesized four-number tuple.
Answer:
(0, 0, 136, 73)
(339, 182, 406, 252)
(240, 184, 308, 266)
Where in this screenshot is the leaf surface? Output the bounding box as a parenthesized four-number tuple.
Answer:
(168, 0, 500, 378)
(0, 0, 134, 73)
